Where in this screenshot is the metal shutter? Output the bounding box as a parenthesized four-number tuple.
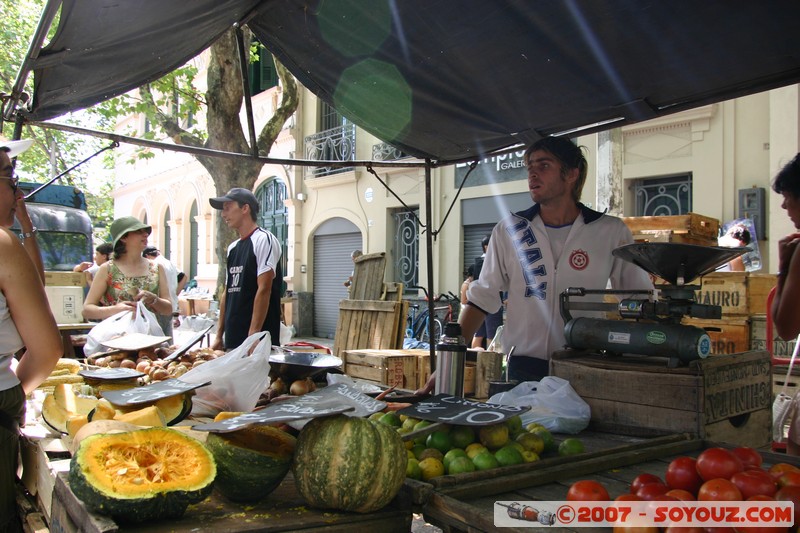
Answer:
(312, 232, 362, 338)
(463, 224, 495, 278)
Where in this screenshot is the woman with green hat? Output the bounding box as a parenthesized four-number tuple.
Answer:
(82, 216, 173, 325)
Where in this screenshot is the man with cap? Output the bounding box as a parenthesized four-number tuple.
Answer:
(0, 139, 45, 283)
(209, 187, 283, 350)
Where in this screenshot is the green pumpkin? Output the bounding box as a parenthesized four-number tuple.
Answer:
(69, 427, 216, 522)
(205, 425, 296, 502)
(292, 415, 408, 513)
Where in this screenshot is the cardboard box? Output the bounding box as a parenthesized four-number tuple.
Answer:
(683, 317, 750, 355)
(44, 286, 84, 324)
(551, 349, 772, 447)
(343, 349, 424, 389)
(44, 271, 85, 287)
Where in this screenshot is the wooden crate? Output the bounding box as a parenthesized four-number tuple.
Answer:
(693, 272, 775, 317)
(550, 349, 772, 447)
(630, 230, 718, 247)
(682, 317, 750, 355)
(344, 349, 425, 389)
(748, 273, 777, 315)
(751, 314, 797, 359)
(19, 436, 72, 523)
(418, 355, 476, 396)
(622, 213, 720, 240)
(332, 300, 407, 359)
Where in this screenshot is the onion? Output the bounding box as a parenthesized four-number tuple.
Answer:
(270, 377, 287, 395)
(290, 377, 316, 396)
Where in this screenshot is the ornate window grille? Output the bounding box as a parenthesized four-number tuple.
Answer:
(304, 123, 356, 178)
(393, 209, 419, 291)
(634, 174, 693, 216)
(372, 142, 408, 161)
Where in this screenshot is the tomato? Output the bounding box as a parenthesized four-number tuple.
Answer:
(664, 528, 703, 533)
(567, 480, 610, 501)
(697, 478, 743, 501)
(768, 463, 800, 482)
(613, 527, 659, 533)
(730, 470, 777, 499)
(777, 471, 800, 488)
(666, 456, 704, 494)
(731, 447, 762, 469)
(696, 448, 743, 481)
(775, 485, 800, 528)
(636, 482, 670, 501)
(665, 488, 696, 501)
(630, 473, 663, 494)
(746, 494, 775, 501)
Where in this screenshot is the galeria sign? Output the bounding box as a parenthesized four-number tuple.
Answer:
(397, 394, 529, 426)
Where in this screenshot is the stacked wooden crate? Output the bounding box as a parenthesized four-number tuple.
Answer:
(622, 213, 719, 246)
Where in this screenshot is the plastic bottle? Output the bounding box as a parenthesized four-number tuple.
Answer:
(435, 322, 467, 396)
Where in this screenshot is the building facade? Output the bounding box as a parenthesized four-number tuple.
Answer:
(113, 68, 800, 338)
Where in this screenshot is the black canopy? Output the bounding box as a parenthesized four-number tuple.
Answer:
(21, 0, 800, 162)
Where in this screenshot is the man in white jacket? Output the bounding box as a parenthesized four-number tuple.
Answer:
(459, 136, 652, 382)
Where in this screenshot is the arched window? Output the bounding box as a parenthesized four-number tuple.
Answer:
(163, 207, 171, 259)
(189, 201, 198, 280)
(255, 179, 288, 277)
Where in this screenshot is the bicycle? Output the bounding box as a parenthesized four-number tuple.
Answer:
(405, 287, 460, 344)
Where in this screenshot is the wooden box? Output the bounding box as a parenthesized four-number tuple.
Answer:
(344, 349, 425, 389)
(623, 213, 720, 240)
(550, 349, 772, 447)
(418, 355, 476, 396)
(19, 436, 72, 522)
(751, 314, 797, 359)
(747, 273, 777, 315)
(630, 230, 718, 247)
(682, 317, 750, 355)
(694, 272, 776, 317)
(332, 300, 407, 359)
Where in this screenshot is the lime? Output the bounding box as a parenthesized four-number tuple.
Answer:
(418, 457, 444, 480)
(426, 430, 454, 454)
(412, 443, 427, 460)
(450, 425, 476, 449)
(407, 449, 416, 460)
(397, 428, 414, 449)
(402, 417, 420, 431)
(495, 445, 524, 467)
(505, 415, 523, 435)
(558, 437, 585, 457)
(526, 422, 547, 432)
(443, 448, 468, 471)
(531, 427, 557, 453)
(479, 423, 509, 450)
(520, 450, 540, 463)
(472, 450, 500, 471)
(379, 412, 403, 427)
(369, 411, 385, 422)
(418, 448, 444, 462)
(412, 420, 433, 445)
(406, 458, 423, 480)
(465, 443, 488, 459)
(516, 432, 545, 454)
(447, 456, 476, 475)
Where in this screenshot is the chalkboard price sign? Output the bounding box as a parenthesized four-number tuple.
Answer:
(397, 394, 529, 426)
(78, 368, 145, 381)
(101, 378, 210, 406)
(193, 383, 386, 433)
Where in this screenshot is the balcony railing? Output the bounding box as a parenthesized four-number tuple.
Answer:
(372, 142, 409, 161)
(304, 124, 356, 178)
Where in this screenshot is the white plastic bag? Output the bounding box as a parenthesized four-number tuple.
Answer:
(180, 331, 272, 417)
(488, 376, 591, 434)
(279, 321, 294, 345)
(84, 302, 166, 356)
(130, 301, 165, 337)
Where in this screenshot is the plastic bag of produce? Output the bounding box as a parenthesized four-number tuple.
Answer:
(180, 331, 271, 417)
(488, 376, 590, 434)
(84, 302, 165, 356)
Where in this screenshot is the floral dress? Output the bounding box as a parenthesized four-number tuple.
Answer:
(101, 260, 160, 306)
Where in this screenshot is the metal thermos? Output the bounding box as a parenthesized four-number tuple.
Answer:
(435, 322, 467, 396)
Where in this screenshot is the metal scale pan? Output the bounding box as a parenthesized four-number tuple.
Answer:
(268, 350, 343, 382)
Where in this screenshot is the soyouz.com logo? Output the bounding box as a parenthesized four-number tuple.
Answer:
(494, 501, 793, 528)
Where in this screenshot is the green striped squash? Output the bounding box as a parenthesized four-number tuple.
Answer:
(292, 415, 408, 513)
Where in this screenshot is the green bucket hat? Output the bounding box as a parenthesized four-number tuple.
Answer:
(109, 216, 151, 248)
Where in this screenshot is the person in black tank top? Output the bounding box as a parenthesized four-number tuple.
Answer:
(209, 188, 283, 350)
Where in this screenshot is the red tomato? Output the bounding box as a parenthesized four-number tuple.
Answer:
(664, 528, 704, 533)
(567, 480, 610, 501)
(665, 488, 696, 501)
(636, 482, 669, 501)
(746, 494, 775, 501)
(775, 485, 800, 528)
(666, 456, 704, 494)
(777, 471, 800, 488)
(696, 448, 744, 481)
(697, 478, 743, 501)
(614, 493, 642, 501)
(630, 473, 663, 494)
(730, 470, 777, 499)
(613, 528, 659, 533)
(731, 447, 762, 469)
(768, 463, 800, 482)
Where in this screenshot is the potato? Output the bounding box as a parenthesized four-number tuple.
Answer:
(119, 359, 137, 369)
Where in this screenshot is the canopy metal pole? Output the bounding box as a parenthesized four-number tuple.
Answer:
(2, 0, 62, 122)
(424, 160, 437, 375)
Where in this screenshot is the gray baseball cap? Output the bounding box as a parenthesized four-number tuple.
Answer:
(209, 187, 259, 214)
